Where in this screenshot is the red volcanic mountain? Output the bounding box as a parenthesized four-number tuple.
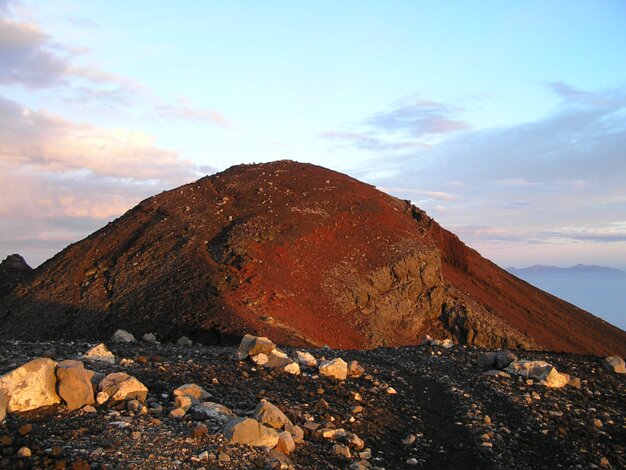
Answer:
(1, 161, 624, 355)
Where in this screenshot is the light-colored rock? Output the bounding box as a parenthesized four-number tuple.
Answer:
(275, 430, 296, 454)
(17, 447, 31, 458)
(347, 360, 365, 378)
(505, 361, 569, 388)
(223, 417, 279, 448)
(285, 423, 305, 443)
(0, 358, 61, 412)
(333, 443, 351, 458)
(142, 333, 157, 343)
(604, 356, 626, 374)
(173, 383, 211, 401)
(96, 391, 109, 405)
(252, 399, 292, 429)
(169, 407, 186, 419)
(99, 372, 148, 402)
(236, 334, 276, 360)
(176, 336, 193, 347)
(111, 329, 135, 343)
(83, 343, 115, 364)
(294, 351, 318, 367)
(175, 395, 193, 411)
(441, 339, 454, 348)
(266, 349, 292, 369)
(544, 370, 569, 388)
(319, 358, 348, 380)
(348, 433, 365, 450)
(190, 401, 236, 423)
(386, 387, 397, 394)
(56, 360, 95, 410)
(251, 353, 268, 366)
(282, 362, 301, 375)
(0, 390, 7, 421)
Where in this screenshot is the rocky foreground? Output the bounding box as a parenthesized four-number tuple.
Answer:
(0, 335, 624, 470)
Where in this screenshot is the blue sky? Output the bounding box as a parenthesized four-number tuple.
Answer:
(1, 0, 625, 270)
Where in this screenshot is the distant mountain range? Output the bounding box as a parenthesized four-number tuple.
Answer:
(507, 264, 626, 331)
(507, 264, 626, 277)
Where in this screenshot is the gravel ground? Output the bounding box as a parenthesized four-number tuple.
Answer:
(0, 340, 624, 469)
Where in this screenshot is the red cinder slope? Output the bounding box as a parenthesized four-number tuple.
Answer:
(1, 161, 624, 355)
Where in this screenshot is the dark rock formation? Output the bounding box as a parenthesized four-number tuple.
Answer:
(1, 161, 625, 355)
(0, 254, 33, 297)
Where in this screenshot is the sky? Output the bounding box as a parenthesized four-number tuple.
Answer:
(1, 0, 625, 272)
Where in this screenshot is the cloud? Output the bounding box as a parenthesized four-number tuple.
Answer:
(0, 95, 203, 182)
(319, 131, 422, 151)
(0, 16, 69, 87)
(378, 187, 458, 201)
(367, 98, 470, 137)
(156, 98, 231, 127)
(320, 96, 470, 151)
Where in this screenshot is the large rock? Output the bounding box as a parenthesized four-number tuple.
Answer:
(98, 373, 148, 402)
(190, 402, 236, 423)
(56, 360, 95, 410)
(236, 334, 276, 360)
(294, 351, 317, 367)
(111, 329, 136, 343)
(223, 417, 279, 448)
(0, 358, 61, 412)
(83, 343, 115, 364)
(603, 356, 626, 374)
(173, 383, 211, 401)
(505, 360, 569, 388)
(0, 390, 7, 421)
(319, 358, 348, 380)
(252, 400, 292, 430)
(265, 349, 292, 369)
(477, 351, 518, 370)
(276, 431, 296, 454)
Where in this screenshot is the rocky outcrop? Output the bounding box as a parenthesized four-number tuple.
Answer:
(0, 254, 33, 297)
(1, 161, 625, 355)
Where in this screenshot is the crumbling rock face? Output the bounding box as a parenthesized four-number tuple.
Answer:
(1, 161, 625, 355)
(440, 288, 536, 350)
(333, 246, 445, 348)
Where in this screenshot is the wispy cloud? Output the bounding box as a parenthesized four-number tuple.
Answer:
(367, 98, 470, 137)
(156, 97, 231, 127)
(320, 96, 470, 151)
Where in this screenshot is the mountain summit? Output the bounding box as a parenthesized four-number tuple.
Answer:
(1, 161, 624, 355)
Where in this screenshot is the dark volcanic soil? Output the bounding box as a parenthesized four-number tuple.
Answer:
(1, 340, 624, 469)
(1, 161, 625, 356)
